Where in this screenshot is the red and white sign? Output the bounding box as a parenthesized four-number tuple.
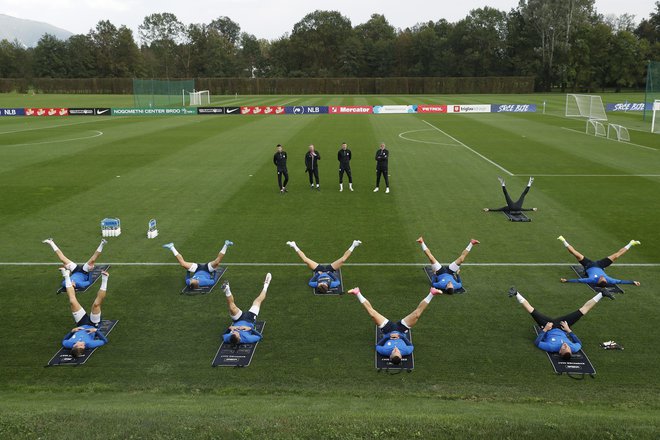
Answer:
(241, 106, 254, 115)
(329, 106, 373, 114)
(275, 106, 285, 114)
(417, 105, 447, 113)
(447, 104, 491, 114)
(25, 108, 69, 116)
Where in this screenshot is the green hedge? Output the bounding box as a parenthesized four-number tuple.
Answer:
(0, 76, 534, 95)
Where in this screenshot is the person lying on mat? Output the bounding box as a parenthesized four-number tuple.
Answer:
(162, 241, 233, 288)
(508, 286, 613, 359)
(43, 238, 107, 289)
(221, 273, 271, 344)
(416, 236, 479, 293)
(483, 177, 537, 213)
(286, 240, 361, 293)
(557, 236, 641, 287)
(60, 268, 110, 358)
(347, 286, 442, 365)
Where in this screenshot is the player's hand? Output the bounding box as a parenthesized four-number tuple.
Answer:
(86, 328, 97, 333)
(634, 281, 641, 286)
(543, 322, 553, 332)
(560, 278, 567, 283)
(560, 321, 571, 333)
(72, 327, 82, 332)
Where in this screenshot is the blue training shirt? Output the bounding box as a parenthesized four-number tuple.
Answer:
(566, 266, 634, 285)
(223, 320, 262, 344)
(432, 273, 462, 290)
(534, 328, 581, 353)
(309, 271, 340, 288)
(61, 272, 91, 289)
(376, 331, 414, 356)
(62, 325, 107, 349)
(186, 270, 216, 287)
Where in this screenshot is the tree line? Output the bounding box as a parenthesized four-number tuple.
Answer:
(0, 0, 658, 92)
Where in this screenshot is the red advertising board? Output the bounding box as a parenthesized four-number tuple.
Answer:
(329, 106, 373, 114)
(25, 108, 69, 116)
(417, 105, 447, 113)
(240, 106, 254, 115)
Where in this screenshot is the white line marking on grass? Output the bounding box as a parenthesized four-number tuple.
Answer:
(0, 118, 118, 135)
(422, 120, 514, 176)
(398, 129, 459, 146)
(561, 127, 657, 151)
(279, 99, 297, 106)
(2, 262, 658, 267)
(2, 131, 103, 147)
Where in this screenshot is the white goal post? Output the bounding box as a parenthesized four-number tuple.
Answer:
(652, 100, 660, 134)
(607, 124, 630, 142)
(586, 119, 606, 137)
(185, 90, 210, 106)
(566, 94, 607, 121)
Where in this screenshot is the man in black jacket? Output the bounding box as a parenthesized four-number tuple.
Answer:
(273, 144, 289, 193)
(374, 142, 390, 194)
(305, 144, 321, 190)
(337, 142, 353, 192)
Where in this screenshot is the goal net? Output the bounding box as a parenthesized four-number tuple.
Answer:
(586, 119, 606, 137)
(607, 124, 630, 142)
(188, 90, 210, 106)
(133, 79, 195, 108)
(566, 94, 607, 121)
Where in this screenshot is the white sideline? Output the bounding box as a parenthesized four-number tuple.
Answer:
(3, 131, 103, 147)
(422, 120, 514, 176)
(0, 262, 658, 267)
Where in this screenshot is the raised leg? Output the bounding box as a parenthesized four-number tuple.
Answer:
(608, 246, 630, 262)
(225, 289, 241, 318)
(173, 253, 195, 270)
(360, 298, 388, 327)
(210, 240, 233, 269)
(90, 274, 108, 316)
(330, 240, 361, 270)
(401, 299, 431, 328)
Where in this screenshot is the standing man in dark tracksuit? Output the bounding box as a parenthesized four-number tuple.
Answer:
(337, 142, 353, 192)
(273, 144, 289, 193)
(374, 142, 390, 194)
(305, 144, 321, 190)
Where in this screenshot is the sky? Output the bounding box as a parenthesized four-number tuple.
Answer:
(1, 0, 656, 41)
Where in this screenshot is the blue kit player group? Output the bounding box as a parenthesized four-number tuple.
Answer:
(163, 240, 233, 288)
(416, 236, 479, 293)
(59, 267, 110, 357)
(220, 273, 272, 345)
(286, 239, 361, 293)
(43, 237, 107, 290)
(558, 236, 641, 287)
(347, 286, 442, 365)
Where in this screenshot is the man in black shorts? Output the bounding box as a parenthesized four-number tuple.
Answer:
(273, 144, 289, 193)
(337, 142, 353, 192)
(286, 239, 361, 294)
(60, 267, 110, 357)
(558, 236, 641, 287)
(305, 144, 321, 190)
(43, 238, 107, 289)
(221, 273, 271, 345)
(162, 240, 233, 288)
(347, 286, 442, 364)
(484, 177, 537, 213)
(508, 286, 612, 359)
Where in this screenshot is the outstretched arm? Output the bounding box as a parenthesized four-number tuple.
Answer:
(561, 277, 591, 284)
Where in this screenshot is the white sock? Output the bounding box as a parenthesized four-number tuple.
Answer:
(349, 183, 353, 189)
(96, 240, 106, 253)
(289, 243, 300, 252)
(349, 242, 358, 252)
(220, 244, 228, 254)
(169, 246, 179, 256)
(420, 242, 428, 251)
(516, 293, 526, 304)
(100, 274, 108, 291)
(465, 242, 473, 252)
(64, 273, 72, 288)
(225, 286, 232, 297)
(562, 240, 570, 248)
(356, 293, 366, 304)
(624, 242, 632, 250)
(592, 292, 603, 302)
(46, 240, 59, 252)
(424, 293, 434, 303)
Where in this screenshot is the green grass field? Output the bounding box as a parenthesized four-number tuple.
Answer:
(0, 93, 659, 439)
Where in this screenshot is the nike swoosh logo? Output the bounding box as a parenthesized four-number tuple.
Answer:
(96, 109, 109, 114)
(227, 108, 238, 113)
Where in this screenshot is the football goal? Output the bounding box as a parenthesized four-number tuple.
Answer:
(607, 124, 630, 142)
(188, 90, 210, 106)
(652, 100, 660, 134)
(565, 94, 607, 121)
(586, 119, 606, 137)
